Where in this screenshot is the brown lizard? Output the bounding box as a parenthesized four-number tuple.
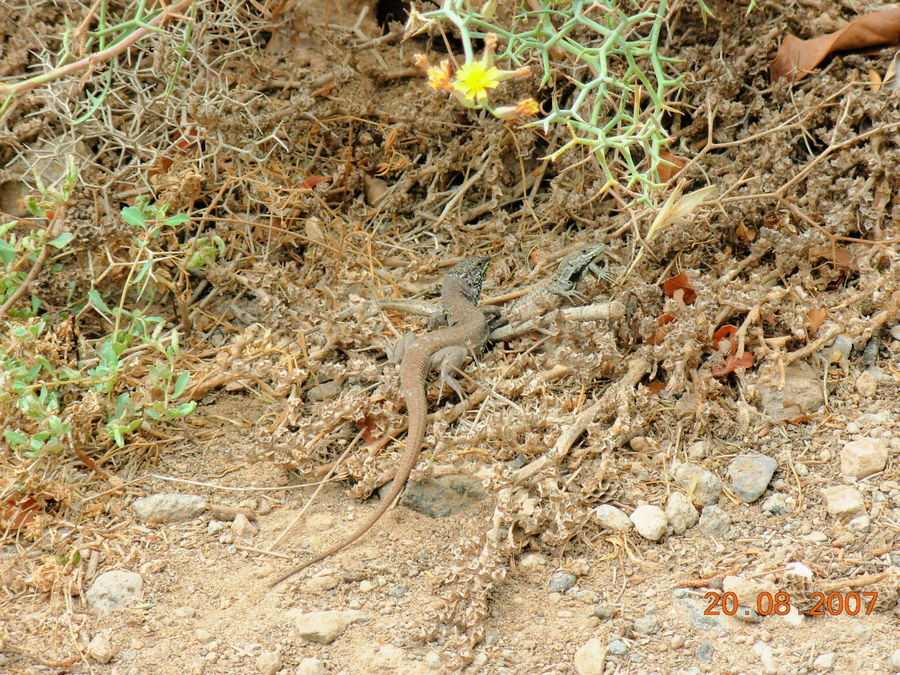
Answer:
(271, 255, 493, 586)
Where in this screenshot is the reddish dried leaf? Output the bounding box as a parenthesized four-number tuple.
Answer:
(658, 150, 687, 182)
(299, 175, 332, 189)
(356, 414, 381, 444)
(735, 221, 756, 243)
(810, 246, 858, 270)
(771, 8, 900, 82)
(1, 496, 41, 529)
(663, 273, 697, 305)
(806, 308, 828, 333)
(713, 324, 738, 351)
(711, 351, 753, 376)
(647, 380, 666, 395)
(647, 314, 676, 345)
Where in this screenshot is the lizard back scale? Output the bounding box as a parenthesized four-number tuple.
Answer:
(271, 256, 491, 586)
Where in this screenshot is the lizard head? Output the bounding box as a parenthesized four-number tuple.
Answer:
(446, 255, 490, 302)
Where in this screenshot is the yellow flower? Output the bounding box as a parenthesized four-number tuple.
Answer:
(452, 61, 502, 103)
(426, 60, 454, 91)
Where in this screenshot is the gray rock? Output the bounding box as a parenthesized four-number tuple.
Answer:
(293, 610, 369, 644)
(630, 505, 667, 541)
(86, 570, 143, 612)
(674, 463, 721, 505)
(594, 504, 633, 531)
(675, 598, 729, 632)
(696, 642, 715, 661)
(758, 361, 824, 420)
(841, 438, 889, 479)
(822, 485, 865, 518)
(574, 637, 606, 675)
(549, 572, 577, 593)
(399, 476, 487, 518)
(607, 639, 628, 656)
(592, 603, 615, 619)
(698, 505, 731, 537)
(727, 455, 777, 502)
(132, 493, 207, 523)
(761, 493, 789, 515)
(633, 616, 659, 634)
(665, 491, 699, 534)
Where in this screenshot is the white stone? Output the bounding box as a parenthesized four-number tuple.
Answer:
(822, 485, 865, 518)
(813, 652, 837, 671)
(296, 658, 327, 675)
(86, 570, 143, 612)
(256, 650, 282, 675)
(753, 641, 778, 674)
(841, 438, 889, 479)
(846, 514, 870, 533)
(574, 637, 606, 675)
(630, 505, 667, 541)
(594, 504, 633, 531)
(665, 491, 699, 534)
(87, 634, 115, 663)
(232, 513, 258, 538)
(889, 648, 900, 672)
(293, 610, 369, 644)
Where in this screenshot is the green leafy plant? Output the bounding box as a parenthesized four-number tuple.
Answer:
(1, 194, 198, 456)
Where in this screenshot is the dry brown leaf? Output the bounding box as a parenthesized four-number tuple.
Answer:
(658, 150, 687, 182)
(663, 272, 697, 305)
(772, 8, 900, 82)
(806, 308, 828, 334)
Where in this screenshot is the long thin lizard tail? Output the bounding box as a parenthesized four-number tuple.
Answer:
(269, 371, 428, 587)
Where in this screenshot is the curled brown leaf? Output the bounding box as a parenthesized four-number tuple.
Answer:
(772, 8, 900, 82)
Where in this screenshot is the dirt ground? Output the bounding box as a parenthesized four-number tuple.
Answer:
(1, 0, 899, 673)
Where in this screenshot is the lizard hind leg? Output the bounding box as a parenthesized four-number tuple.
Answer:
(431, 345, 468, 401)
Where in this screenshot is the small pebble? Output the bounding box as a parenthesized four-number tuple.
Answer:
(607, 639, 628, 656)
(573, 637, 606, 675)
(813, 652, 837, 672)
(549, 572, 577, 593)
(674, 464, 721, 505)
(822, 486, 865, 518)
(841, 438, 889, 479)
(666, 491, 699, 534)
(256, 650, 282, 675)
(594, 504, 633, 531)
(630, 505, 667, 541)
(889, 649, 900, 672)
(727, 455, 777, 502)
(633, 616, 659, 634)
(698, 505, 731, 537)
(296, 657, 327, 675)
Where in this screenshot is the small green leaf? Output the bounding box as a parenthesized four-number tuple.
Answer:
(121, 206, 146, 227)
(49, 232, 74, 249)
(162, 213, 189, 227)
(172, 371, 190, 398)
(166, 401, 196, 418)
(0, 238, 15, 264)
(4, 430, 28, 445)
(88, 289, 112, 314)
